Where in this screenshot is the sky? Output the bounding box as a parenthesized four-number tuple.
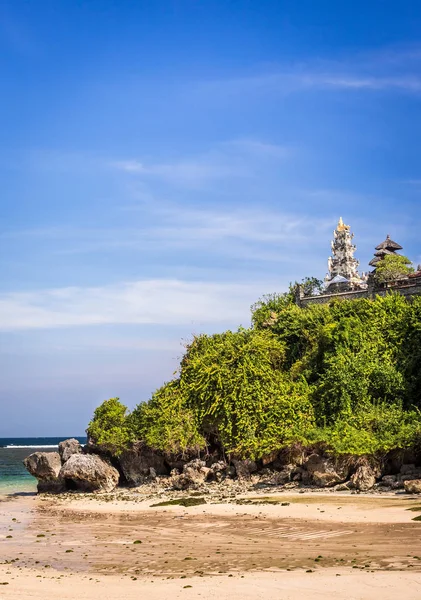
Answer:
(1, 0, 421, 436)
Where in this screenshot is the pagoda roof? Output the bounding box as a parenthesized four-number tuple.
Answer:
(369, 256, 381, 267)
(374, 248, 395, 257)
(375, 235, 402, 251)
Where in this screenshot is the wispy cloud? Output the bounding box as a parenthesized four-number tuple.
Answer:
(194, 47, 421, 98)
(112, 158, 241, 186)
(0, 279, 275, 331)
(111, 138, 290, 187)
(198, 71, 421, 97)
(1, 205, 332, 260)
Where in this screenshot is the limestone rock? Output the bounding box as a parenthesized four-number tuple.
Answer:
(23, 452, 65, 494)
(312, 471, 342, 488)
(303, 454, 350, 487)
(262, 464, 298, 486)
(119, 444, 168, 486)
(380, 475, 397, 487)
(350, 464, 376, 491)
(232, 459, 258, 480)
(404, 479, 421, 494)
(58, 438, 82, 464)
(60, 453, 119, 492)
(209, 461, 230, 482)
(171, 459, 211, 490)
(36, 479, 66, 493)
(24, 452, 61, 480)
(335, 482, 351, 492)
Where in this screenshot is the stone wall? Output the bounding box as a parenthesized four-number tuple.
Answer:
(297, 280, 421, 307)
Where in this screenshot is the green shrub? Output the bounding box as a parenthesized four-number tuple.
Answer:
(86, 397, 134, 455)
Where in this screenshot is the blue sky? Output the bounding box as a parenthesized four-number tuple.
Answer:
(1, 1, 421, 436)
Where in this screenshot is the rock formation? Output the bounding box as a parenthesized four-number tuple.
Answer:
(60, 453, 119, 493)
(119, 443, 168, 486)
(23, 452, 65, 493)
(58, 438, 82, 464)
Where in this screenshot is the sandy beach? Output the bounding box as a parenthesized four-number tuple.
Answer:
(1, 489, 421, 598)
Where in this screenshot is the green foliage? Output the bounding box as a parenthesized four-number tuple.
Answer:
(86, 397, 134, 455)
(179, 329, 314, 458)
(87, 291, 421, 460)
(251, 291, 295, 329)
(309, 404, 421, 455)
(374, 253, 414, 283)
(128, 380, 205, 456)
(300, 276, 324, 297)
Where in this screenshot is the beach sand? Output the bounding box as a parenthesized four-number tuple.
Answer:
(1, 490, 421, 598)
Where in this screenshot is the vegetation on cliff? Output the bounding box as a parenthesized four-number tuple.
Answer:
(87, 292, 421, 459)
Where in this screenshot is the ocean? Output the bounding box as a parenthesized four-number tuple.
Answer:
(0, 437, 86, 495)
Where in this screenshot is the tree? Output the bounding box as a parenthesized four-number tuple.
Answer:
(300, 276, 324, 297)
(374, 254, 414, 284)
(86, 397, 134, 455)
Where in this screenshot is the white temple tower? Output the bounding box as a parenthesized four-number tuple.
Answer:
(324, 217, 363, 290)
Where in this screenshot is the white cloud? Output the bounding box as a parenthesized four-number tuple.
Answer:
(111, 138, 290, 187)
(0, 279, 277, 331)
(194, 47, 421, 98)
(112, 157, 244, 187)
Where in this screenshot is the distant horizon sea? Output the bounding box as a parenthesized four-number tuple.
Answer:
(0, 437, 86, 495)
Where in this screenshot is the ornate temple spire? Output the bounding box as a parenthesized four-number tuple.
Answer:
(325, 217, 362, 289)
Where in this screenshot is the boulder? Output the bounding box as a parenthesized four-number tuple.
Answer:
(404, 479, 421, 494)
(23, 452, 66, 493)
(59, 453, 119, 492)
(232, 459, 258, 480)
(209, 461, 230, 482)
(303, 454, 350, 487)
(312, 471, 343, 488)
(58, 438, 82, 464)
(24, 452, 61, 480)
(350, 464, 376, 491)
(379, 475, 397, 487)
(260, 465, 298, 486)
(119, 444, 168, 486)
(171, 459, 211, 490)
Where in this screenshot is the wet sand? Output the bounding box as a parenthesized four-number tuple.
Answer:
(1, 490, 421, 598)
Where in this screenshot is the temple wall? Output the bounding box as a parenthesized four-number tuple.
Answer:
(298, 282, 421, 307)
(299, 289, 368, 307)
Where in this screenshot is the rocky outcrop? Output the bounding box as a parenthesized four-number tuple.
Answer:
(58, 438, 82, 464)
(232, 459, 258, 480)
(171, 459, 211, 490)
(119, 444, 168, 486)
(59, 453, 119, 492)
(302, 454, 350, 487)
(23, 452, 65, 493)
(404, 479, 421, 494)
(208, 460, 232, 482)
(350, 464, 376, 491)
(379, 475, 396, 487)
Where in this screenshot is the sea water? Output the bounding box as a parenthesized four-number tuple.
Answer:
(0, 437, 86, 495)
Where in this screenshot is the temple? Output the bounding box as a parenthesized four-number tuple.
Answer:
(324, 217, 366, 292)
(369, 235, 403, 268)
(295, 218, 421, 307)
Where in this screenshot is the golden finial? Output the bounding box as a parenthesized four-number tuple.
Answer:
(337, 216, 349, 232)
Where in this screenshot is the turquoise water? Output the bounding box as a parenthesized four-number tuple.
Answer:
(0, 437, 86, 495)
